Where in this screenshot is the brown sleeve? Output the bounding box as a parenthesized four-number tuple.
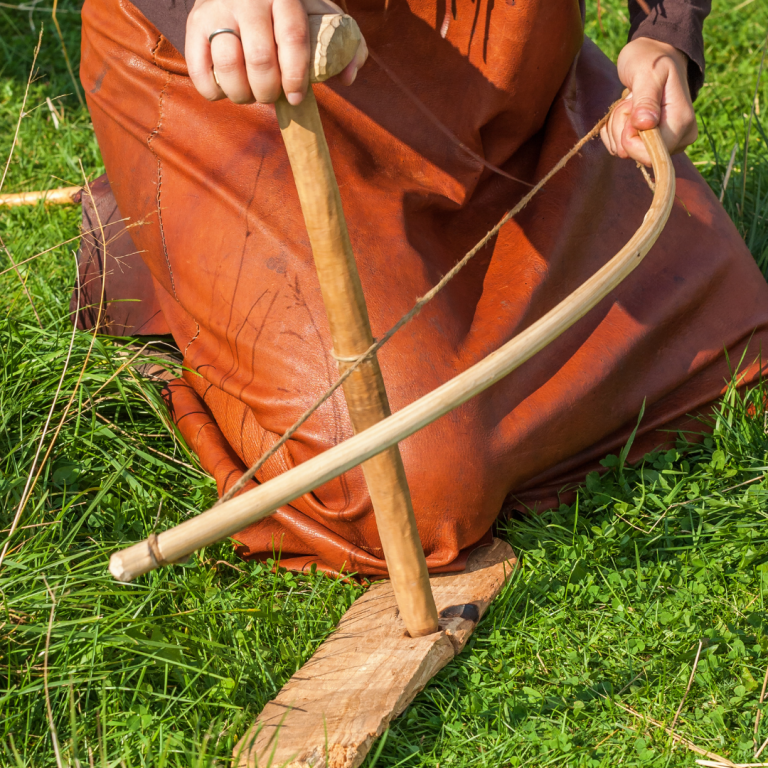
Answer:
(128, 0, 192, 55)
(627, 0, 711, 101)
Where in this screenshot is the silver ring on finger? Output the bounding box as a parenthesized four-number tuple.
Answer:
(208, 28, 241, 43)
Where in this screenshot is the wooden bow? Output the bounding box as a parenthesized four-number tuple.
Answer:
(109, 125, 675, 584)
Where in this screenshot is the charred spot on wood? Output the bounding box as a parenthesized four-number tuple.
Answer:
(440, 603, 480, 623)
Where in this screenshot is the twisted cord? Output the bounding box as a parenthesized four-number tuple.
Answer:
(216, 99, 623, 506)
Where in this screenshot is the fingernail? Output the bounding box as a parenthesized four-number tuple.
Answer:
(636, 108, 660, 123)
(347, 67, 358, 85)
(286, 91, 303, 106)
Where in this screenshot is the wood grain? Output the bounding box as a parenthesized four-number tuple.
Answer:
(233, 538, 517, 768)
(109, 128, 674, 585)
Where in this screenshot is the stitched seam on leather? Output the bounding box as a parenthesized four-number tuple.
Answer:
(148, 35, 202, 355)
(147, 36, 177, 299)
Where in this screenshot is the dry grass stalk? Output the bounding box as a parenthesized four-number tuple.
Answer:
(0, 251, 82, 570)
(0, 27, 42, 196)
(672, 639, 704, 728)
(45, 96, 61, 129)
(0, 226, 104, 277)
(0, 520, 61, 534)
(0, 232, 42, 326)
(94, 412, 197, 471)
(42, 576, 64, 768)
(614, 700, 766, 768)
(0, 166, 110, 571)
(720, 143, 739, 202)
(741, 36, 768, 209)
(754, 664, 768, 751)
(642, 473, 767, 535)
(0, 29, 45, 327)
(51, 0, 84, 107)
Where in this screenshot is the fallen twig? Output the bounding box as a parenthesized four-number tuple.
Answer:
(0, 185, 81, 207)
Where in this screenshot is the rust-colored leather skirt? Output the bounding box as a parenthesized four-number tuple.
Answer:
(77, 0, 768, 575)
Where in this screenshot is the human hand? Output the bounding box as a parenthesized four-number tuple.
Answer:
(186, 0, 368, 106)
(601, 37, 698, 167)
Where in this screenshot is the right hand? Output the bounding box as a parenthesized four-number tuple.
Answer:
(186, 0, 368, 106)
(600, 37, 698, 167)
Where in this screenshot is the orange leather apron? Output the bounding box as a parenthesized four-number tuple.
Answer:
(78, 0, 768, 574)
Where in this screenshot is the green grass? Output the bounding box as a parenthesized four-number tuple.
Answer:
(2, 0, 768, 766)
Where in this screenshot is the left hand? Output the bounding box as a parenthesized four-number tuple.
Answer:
(601, 37, 698, 167)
